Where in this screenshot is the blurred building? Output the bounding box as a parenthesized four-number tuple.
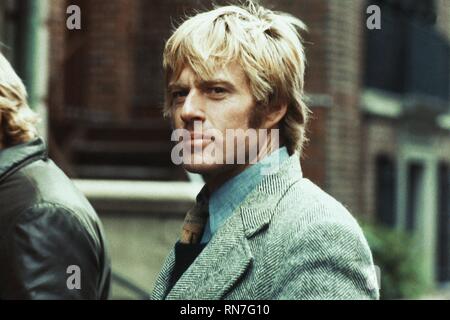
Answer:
(361, 0, 450, 288)
(0, 0, 49, 139)
(1, 0, 450, 297)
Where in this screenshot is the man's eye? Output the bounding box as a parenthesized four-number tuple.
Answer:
(207, 87, 227, 95)
(172, 91, 187, 99)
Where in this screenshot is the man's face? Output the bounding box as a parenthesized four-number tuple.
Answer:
(169, 62, 258, 178)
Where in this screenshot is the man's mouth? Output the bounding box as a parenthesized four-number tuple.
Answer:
(185, 133, 213, 148)
(190, 133, 208, 140)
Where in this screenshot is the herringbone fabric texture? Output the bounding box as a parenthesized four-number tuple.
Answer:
(151, 153, 379, 300)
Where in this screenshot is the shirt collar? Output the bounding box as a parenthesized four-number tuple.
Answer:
(208, 146, 290, 236)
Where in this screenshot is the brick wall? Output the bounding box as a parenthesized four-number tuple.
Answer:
(326, 1, 365, 215)
(48, 0, 67, 121)
(279, 0, 366, 215)
(437, 0, 450, 40)
(83, 0, 137, 122)
(271, 1, 366, 216)
(274, 0, 330, 188)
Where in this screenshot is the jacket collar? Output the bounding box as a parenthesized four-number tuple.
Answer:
(206, 146, 290, 240)
(0, 138, 47, 183)
(151, 152, 303, 300)
(239, 151, 302, 238)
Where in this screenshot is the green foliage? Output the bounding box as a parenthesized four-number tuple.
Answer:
(361, 223, 429, 299)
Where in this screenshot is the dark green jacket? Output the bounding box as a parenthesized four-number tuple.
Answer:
(0, 138, 111, 299)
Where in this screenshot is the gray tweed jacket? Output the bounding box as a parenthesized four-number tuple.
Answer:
(151, 153, 380, 300)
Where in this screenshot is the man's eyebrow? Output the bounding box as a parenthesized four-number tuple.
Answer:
(168, 79, 237, 91)
(198, 79, 236, 90)
(167, 83, 188, 91)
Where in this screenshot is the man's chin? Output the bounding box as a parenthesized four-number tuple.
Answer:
(182, 162, 223, 175)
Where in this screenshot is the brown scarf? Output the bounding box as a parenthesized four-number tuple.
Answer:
(180, 186, 210, 244)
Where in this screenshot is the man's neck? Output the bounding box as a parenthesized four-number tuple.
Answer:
(203, 163, 250, 194)
(203, 142, 284, 194)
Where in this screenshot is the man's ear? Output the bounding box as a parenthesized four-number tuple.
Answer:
(262, 104, 288, 129)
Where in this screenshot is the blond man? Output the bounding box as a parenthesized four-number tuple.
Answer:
(152, 2, 379, 300)
(0, 52, 111, 299)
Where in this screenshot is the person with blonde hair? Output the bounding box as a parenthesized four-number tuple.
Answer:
(0, 52, 111, 299)
(0, 53, 38, 147)
(152, 2, 379, 300)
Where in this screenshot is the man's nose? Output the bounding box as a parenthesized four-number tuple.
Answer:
(180, 90, 204, 124)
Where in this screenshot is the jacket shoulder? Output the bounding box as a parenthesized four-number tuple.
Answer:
(276, 178, 361, 232)
(267, 179, 379, 299)
(22, 160, 96, 214)
(273, 178, 371, 260)
(1, 158, 99, 227)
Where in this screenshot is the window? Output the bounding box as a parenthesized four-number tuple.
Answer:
(364, 0, 449, 103)
(371, 0, 437, 25)
(437, 162, 450, 282)
(375, 155, 397, 227)
(406, 162, 424, 231)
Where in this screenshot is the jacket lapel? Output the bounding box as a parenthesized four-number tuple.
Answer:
(166, 210, 253, 300)
(239, 153, 302, 238)
(151, 248, 176, 299)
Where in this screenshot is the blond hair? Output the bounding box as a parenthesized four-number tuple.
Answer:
(0, 52, 38, 146)
(163, 1, 310, 154)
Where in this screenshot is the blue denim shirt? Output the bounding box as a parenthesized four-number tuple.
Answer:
(200, 146, 290, 244)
